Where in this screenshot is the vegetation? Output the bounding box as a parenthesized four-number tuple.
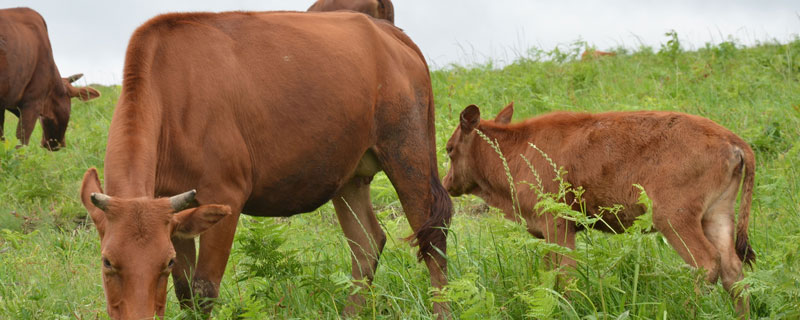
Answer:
(1, 34, 799, 319)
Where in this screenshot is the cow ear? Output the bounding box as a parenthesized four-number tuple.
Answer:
(460, 105, 481, 132)
(494, 102, 514, 124)
(66, 83, 101, 101)
(172, 205, 232, 239)
(80, 168, 106, 237)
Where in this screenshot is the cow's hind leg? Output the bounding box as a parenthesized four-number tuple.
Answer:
(654, 201, 721, 286)
(333, 175, 387, 316)
(375, 137, 452, 318)
(703, 183, 749, 316)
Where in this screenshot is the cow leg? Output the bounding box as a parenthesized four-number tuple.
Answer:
(653, 203, 721, 285)
(332, 176, 386, 316)
(375, 144, 451, 318)
(171, 236, 197, 308)
(15, 104, 39, 146)
(703, 186, 749, 316)
(1, 109, 5, 140)
(191, 205, 242, 314)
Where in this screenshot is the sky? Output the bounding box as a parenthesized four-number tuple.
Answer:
(5, 0, 800, 85)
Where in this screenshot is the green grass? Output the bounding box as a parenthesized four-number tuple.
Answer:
(2, 34, 799, 319)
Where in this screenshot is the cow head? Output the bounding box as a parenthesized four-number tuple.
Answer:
(443, 103, 514, 196)
(40, 73, 100, 150)
(79, 168, 230, 319)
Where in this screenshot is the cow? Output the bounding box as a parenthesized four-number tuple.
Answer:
(0, 7, 100, 150)
(443, 103, 755, 315)
(581, 49, 616, 60)
(308, 0, 395, 23)
(78, 11, 451, 319)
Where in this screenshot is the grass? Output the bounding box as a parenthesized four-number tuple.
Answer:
(1, 34, 799, 319)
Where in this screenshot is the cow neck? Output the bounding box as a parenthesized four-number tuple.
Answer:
(103, 93, 163, 199)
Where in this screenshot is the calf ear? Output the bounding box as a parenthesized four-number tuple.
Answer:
(172, 205, 232, 239)
(494, 102, 514, 124)
(460, 105, 481, 132)
(80, 168, 107, 237)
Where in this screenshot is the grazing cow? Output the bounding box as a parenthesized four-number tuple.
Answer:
(79, 11, 451, 319)
(0, 7, 100, 150)
(581, 49, 616, 60)
(308, 0, 395, 23)
(443, 103, 755, 314)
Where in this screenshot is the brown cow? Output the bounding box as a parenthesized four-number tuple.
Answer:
(443, 103, 755, 315)
(308, 0, 395, 23)
(79, 11, 451, 319)
(0, 7, 100, 150)
(581, 49, 616, 60)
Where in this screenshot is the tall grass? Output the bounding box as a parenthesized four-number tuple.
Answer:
(2, 34, 799, 318)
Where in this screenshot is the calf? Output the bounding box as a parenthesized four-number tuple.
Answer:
(308, 0, 394, 23)
(1, 7, 100, 150)
(443, 103, 755, 314)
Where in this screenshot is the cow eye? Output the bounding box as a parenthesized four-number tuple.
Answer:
(446, 145, 453, 154)
(102, 257, 112, 269)
(168, 258, 175, 268)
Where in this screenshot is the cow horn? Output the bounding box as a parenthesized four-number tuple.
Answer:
(90, 193, 111, 210)
(66, 73, 84, 83)
(170, 190, 197, 211)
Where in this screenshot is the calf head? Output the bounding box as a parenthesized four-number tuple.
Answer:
(79, 168, 230, 320)
(40, 73, 100, 150)
(443, 103, 514, 196)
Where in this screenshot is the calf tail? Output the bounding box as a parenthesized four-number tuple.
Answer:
(735, 145, 756, 267)
(409, 172, 453, 261)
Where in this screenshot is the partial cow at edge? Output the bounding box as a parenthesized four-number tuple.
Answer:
(0, 7, 100, 150)
(308, 0, 395, 23)
(443, 103, 755, 316)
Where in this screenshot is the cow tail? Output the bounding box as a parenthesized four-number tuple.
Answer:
(735, 144, 756, 267)
(377, 0, 395, 24)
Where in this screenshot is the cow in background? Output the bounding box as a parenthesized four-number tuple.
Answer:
(308, 0, 395, 23)
(0, 7, 100, 150)
(581, 49, 616, 60)
(443, 103, 755, 315)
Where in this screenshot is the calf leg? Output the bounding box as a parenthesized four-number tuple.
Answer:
(539, 214, 577, 269)
(703, 192, 749, 316)
(332, 176, 387, 316)
(654, 204, 721, 284)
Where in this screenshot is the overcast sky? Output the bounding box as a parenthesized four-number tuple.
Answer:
(5, 0, 800, 85)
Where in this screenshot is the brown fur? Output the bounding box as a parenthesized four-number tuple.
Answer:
(444, 103, 755, 315)
(0, 7, 100, 150)
(308, 0, 395, 23)
(80, 11, 450, 319)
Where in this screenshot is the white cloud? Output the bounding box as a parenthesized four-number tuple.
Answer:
(5, 0, 799, 84)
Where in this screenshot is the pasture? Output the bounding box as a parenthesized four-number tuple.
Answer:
(1, 35, 799, 319)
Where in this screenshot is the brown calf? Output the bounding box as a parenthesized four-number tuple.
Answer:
(1, 7, 100, 150)
(308, 0, 395, 23)
(79, 11, 450, 319)
(443, 103, 755, 314)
